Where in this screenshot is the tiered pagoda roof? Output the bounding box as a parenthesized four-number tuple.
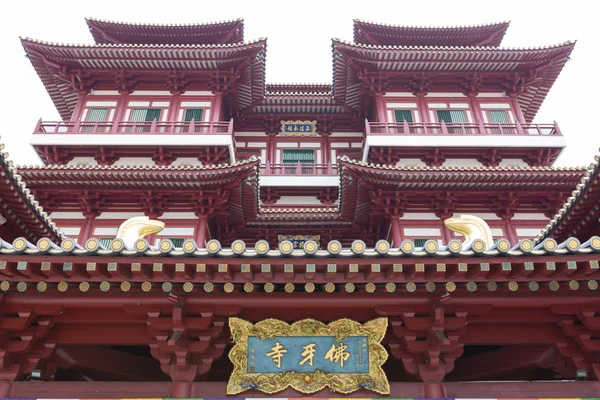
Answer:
(18, 158, 260, 227)
(21, 37, 266, 120)
(0, 139, 62, 243)
(332, 39, 576, 122)
(353, 20, 510, 47)
(86, 18, 244, 45)
(538, 152, 600, 242)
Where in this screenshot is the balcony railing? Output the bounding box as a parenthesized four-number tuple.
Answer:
(261, 163, 338, 176)
(365, 120, 562, 136)
(33, 118, 234, 135)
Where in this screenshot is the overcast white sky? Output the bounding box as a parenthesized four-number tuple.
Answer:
(1, 0, 597, 167)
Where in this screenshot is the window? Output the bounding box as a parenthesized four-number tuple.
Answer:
(436, 110, 467, 123)
(83, 107, 108, 132)
(184, 108, 204, 122)
(394, 110, 414, 123)
(488, 110, 510, 124)
(413, 238, 432, 248)
(167, 238, 185, 248)
(98, 237, 112, 249)
(487, 110, 514, 134)
(283, 149, 315, 174)
(436, 110, 467, 133)
(130, 108, 162, 132)
(182, 108, 204, 132)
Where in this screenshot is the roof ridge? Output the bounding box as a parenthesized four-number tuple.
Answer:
(85, 17, 244, 27)
(333, 37, 576, 51)
(353, 18, 511, 30)
(20, 36, 266, 49)
(337, 155, 587, 172)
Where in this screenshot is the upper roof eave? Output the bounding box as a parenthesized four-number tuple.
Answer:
(85, 17, 245, 45)
(536, 151, 600, 243)
(0, 139, 63, 244)
(353, 19, 510, 47)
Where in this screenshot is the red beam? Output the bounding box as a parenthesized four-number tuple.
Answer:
(2, 380, 600, 399)
(4, 293, 600, 310)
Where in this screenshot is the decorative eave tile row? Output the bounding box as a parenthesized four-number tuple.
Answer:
(0, 138, 62, 243)
(1, 236, 599, 296)
(2, 234, 600, 259)
(537, 153, 600, 243)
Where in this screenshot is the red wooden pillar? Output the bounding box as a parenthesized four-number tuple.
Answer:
(170, 381, 192, 398)
(71, 94, 86, 122)
(390, 217, 403, 247)
(112, 94, 129, 130)
(504, 219, 519, 245)
(441, 217, 455, 243)
(78, 215, 95, 243)
(511, 97, 527, 124)
(374, 93, 387, 122)
(195, 215, 208, 248)
(212, 92, 223, 122)
(166, 94, 180, 122)
(423, 382, 446, 398)
(417, 94, 430, 123)
(322, 132, 331, 165)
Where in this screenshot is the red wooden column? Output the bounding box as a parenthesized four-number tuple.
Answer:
(504, 219, 519, 245)
(194, 215, 208, 248)
(211, 92, 223, 122)
(417, 94, 430, 123)
(374, 92, 387, 122)
(390, 216, 403, 247)
(78, 215, 95, 243)
(511, 96, 527, 124)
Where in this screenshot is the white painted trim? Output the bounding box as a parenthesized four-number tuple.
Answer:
(160, 212, 198, 219)
(299, 142, 321, 147)
(427, 93, 466, 97)
(404, 228, 442, 236)
(480, 103, 511, 109)
(159, 227, 195, 236)
(181, 101, 211, 107)
(60, 227, 82, 235)
(89, 90, 120, 95)
(449, 103, 469, 108)
(86, 101, 117, 107)
(260, 176, 338, 187)
(93, 227, 118, 235)
(276, 143, 300, 148)
(129, 91, 171, 96)
(96, 212, 143, 220)
(276, 196, 322, 205)
(128, 101, 150, 107)
(512, 213, 549, 221)
(49, 211, 84, 219)
(331, 143, 350, 148)
(246, 142, 266, 148)
(383, 92, 415, 97)
(329, 132, 363, 137)
(476, 93, 506, 98)
(181, 91, 213, 96)
(234, 132, 267, 137)
(364, 135, 566, 150)
(400, 212, 439, 220)
(350, 142, 362, 148)
(516, 228, 544, 237)
(152, 101, 170, 107)
(387, 102, 418, 108)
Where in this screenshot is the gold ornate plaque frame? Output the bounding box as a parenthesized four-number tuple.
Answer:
(227, 317, 389, 394)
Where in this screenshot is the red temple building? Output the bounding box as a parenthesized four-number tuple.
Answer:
(0, 17, 599, 399)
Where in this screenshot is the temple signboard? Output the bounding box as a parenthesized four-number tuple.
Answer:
(280, 120, 317, 136)
(278, 234, 320, 249)
(227, 317, 389, 394)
